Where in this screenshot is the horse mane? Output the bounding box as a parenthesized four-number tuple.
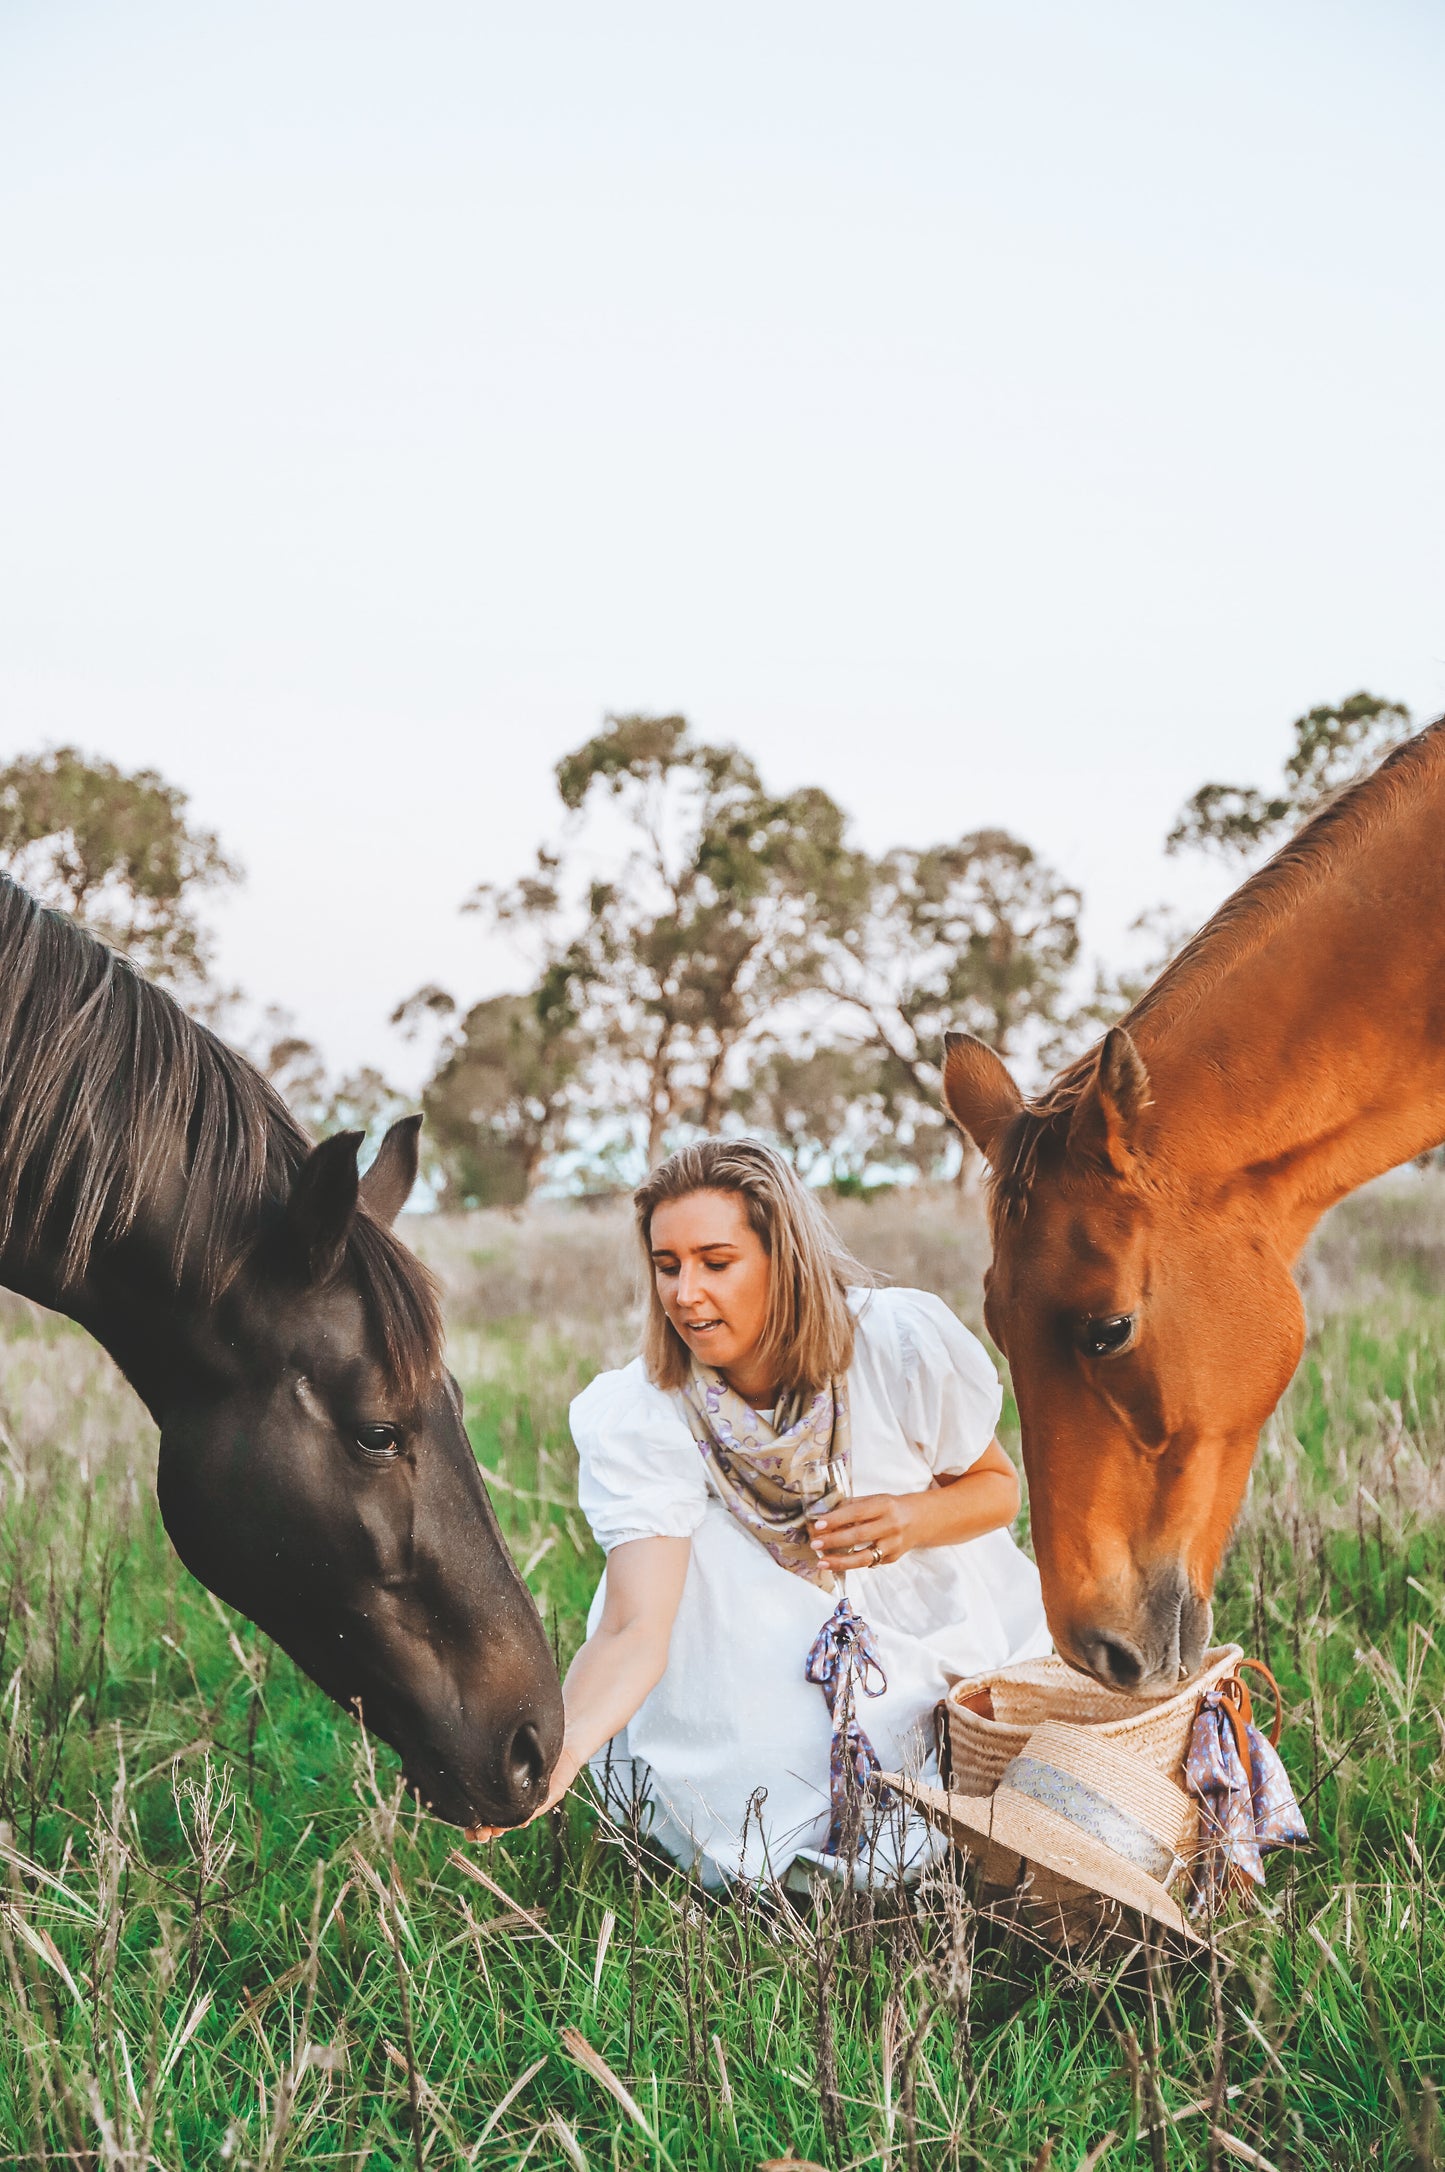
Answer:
(992, 715, 1445, 1219)
(0, 876, 441, 1397)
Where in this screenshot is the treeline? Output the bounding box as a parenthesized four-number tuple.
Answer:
(0, 693, 1413, 1203)
(394, 690, 1414, 1201)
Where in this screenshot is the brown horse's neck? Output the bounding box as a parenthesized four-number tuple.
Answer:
(1130, 722, 1445, 1256)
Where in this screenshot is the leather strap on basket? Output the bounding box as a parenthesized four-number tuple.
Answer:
(1238, 1658, 1283, 1744)
(1214, 1657, 1283, 1768)
(933, 1699, 954, 1792)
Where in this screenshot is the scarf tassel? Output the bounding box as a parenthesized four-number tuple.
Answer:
(805, 1595, 892, 1857)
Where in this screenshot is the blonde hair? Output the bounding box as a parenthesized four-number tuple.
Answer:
(634, 1138, 871, 1399)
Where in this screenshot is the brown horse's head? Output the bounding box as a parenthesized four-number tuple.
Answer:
(943, 1027, 1304, 1693)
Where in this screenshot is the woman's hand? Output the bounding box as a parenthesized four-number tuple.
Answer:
(468, 1534, 691, 1847)
(809, 1492, 919, 1572)
(809, 1440, 1021, 1573)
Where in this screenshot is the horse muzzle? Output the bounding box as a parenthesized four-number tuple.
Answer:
(1055, 1560, 1213, 1694)
(403, 1714, 556, 1829)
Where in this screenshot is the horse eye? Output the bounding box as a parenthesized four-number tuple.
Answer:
(1078, 1314, 1136, 1358)
(354, 1423, 402, 1458)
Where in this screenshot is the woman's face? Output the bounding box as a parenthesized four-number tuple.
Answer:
(649, 1188, 772, 1385)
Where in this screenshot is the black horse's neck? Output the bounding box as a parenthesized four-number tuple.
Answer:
(2, 1217, 215, 1423)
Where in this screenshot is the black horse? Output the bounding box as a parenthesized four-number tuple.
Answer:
(0, 876, 563, 1829)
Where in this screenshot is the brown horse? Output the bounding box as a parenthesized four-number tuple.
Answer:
(0, 876, 564, 1827)
(942, 717, 1445, 1694)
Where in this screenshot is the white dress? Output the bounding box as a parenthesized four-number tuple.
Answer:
(570, 1285, 1051, 1886)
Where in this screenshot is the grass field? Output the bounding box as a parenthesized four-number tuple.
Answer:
(0, 1180, 1442, 2168)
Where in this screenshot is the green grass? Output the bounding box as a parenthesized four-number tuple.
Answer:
(0, 1268, 1443, 2169)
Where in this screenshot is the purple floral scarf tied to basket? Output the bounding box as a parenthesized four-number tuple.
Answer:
(1185, 1661, 1309, 1910)
(679, 1366, 890, 1854)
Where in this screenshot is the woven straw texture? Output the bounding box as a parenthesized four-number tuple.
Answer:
(944, 1642, 1244, 1797)
(990, 1864, 1137, 1952)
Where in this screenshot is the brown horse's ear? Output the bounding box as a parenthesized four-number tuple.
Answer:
(359, 1114, 423, 1228)
(285, 1130, 363, 1281)
(1067, 1027, 1152, 1173)
(941, 1032, 1025, 1169)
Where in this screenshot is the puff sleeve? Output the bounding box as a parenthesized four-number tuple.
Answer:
(893, 1288, 1004, 1477)
(570, 1358, 710, 1552)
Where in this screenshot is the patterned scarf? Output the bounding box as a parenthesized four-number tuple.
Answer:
(1184, 1682, 1309, 1910)
(677, 1364, 851, 1592)
(679, 1361, 891, 1856)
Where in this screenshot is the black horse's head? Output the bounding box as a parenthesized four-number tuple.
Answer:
(155, 1116, 564, 1829)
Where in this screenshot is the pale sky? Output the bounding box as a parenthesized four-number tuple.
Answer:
(3, 1, 1443, 1089)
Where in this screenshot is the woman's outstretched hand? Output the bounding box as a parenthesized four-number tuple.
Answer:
(467, 1535, 693, 1846)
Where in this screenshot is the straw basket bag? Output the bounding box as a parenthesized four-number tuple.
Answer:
(927, 1644, 1247, 1940)
(941, 1642, 1245, 1798)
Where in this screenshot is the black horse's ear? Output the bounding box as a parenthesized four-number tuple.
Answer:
(285, 1131, 364, 1282)
(359, 1114, 423, 1228)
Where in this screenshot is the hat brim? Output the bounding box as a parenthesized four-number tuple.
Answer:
(881, 1771, 1203, 1945)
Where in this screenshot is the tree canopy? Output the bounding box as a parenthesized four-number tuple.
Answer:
(0, 745, 238, 989)
(475, 714, 864, 1168)
(1167, 693, 1413, 863)
(431, 714, 1088, 1196)
(823, 827, 1082, 1082)
(396, 989, 585, 1209)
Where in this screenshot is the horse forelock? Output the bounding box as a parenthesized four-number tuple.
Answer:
(0, 877, 442, 1398)
(986, 1054, 1098, 1227)
(343, 1210, 444, 1406)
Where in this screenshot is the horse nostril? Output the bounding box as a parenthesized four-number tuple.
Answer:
(504, 1721, 548, 1802)
(1081, 1632, 1146, 1691)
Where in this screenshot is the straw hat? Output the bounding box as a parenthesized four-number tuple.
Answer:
(883, 1719, 1202, 1944)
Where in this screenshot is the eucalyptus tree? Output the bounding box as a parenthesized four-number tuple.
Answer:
(0, 744, 238, 991)
(1167, 692, 1413, 863)
(820, 827, 1083, 1114)
(742, 1037, 955, 1187)
(475, 713, 863, 1167)
(742, 1041, 893, 1184)
(392, 986, 585, 1208)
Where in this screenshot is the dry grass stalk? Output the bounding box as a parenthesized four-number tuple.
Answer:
(559, 2023, 657, 2136)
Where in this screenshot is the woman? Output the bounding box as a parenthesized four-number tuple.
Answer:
(479, 1139, 1050, 1885)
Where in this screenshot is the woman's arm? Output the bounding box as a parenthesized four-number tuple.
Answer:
(469, 1534, 691, 1841)
(809, 1438, 1020, 1574)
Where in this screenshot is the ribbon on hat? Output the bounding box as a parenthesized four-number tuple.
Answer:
(1000, 1755, 1185, 1889)
(805, 1595, 893, 1857)
(1184, 1660, 1308, 1910)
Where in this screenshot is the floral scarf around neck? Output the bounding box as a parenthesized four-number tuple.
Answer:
(677, 1363, 850, 1591)
(676, 1357, 892, 1857)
